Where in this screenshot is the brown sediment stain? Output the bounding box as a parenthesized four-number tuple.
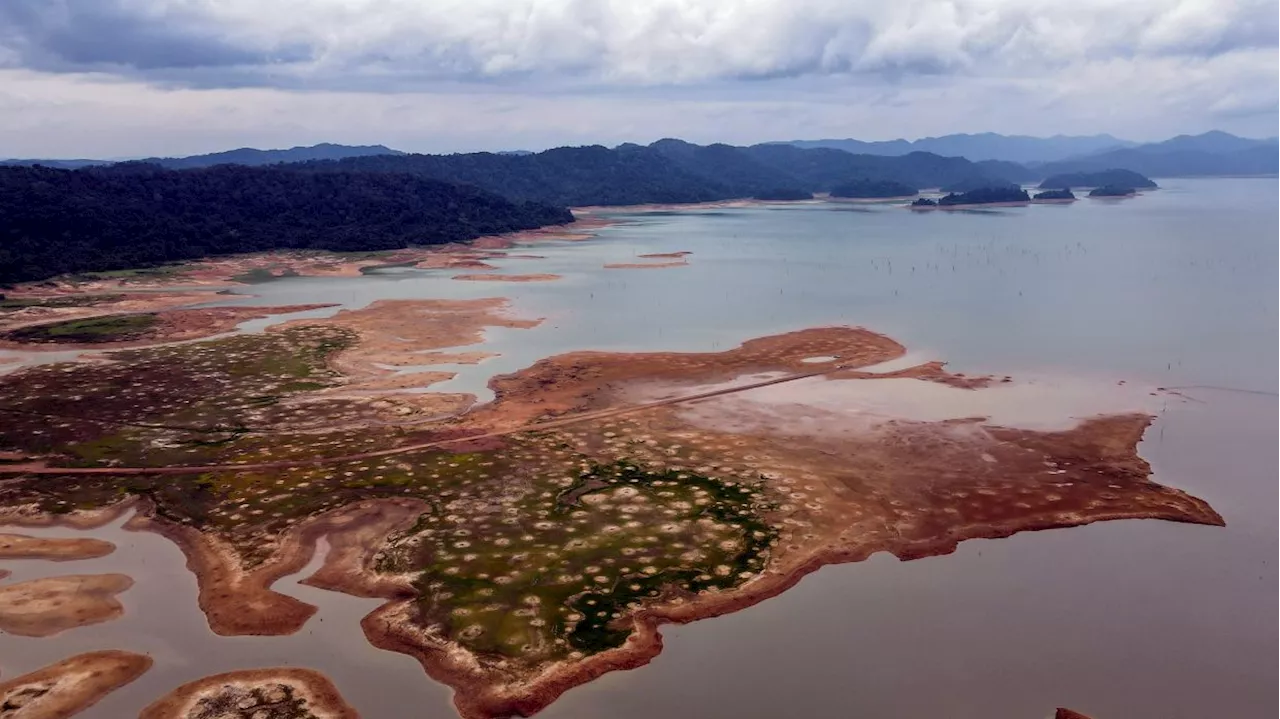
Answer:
(0, 533, 114, 561)
(0, 304, 334, 351)
(0, 573, 133, 636)
(139, 667, 358, 719)
(637, 251, 692, 259)
(1056, 709, 1095, 719)
(451, 274, 562, 282)
(0, 650, 152, 719)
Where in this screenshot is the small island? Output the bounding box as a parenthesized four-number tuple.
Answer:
(830, 179, 918, 199)
(752, 188, 813, 201)
(1040, 168, 1156, 190)
(1032, 188, 1076, 202)
(1088, 185, 1138, 198)
(912, 187, 1031, 209)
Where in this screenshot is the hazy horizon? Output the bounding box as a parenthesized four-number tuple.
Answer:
(2, 1, 1276, 158)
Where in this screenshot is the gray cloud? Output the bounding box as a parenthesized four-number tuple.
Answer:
(0, 0, 1274, 89)
(0, 0, 304, 73)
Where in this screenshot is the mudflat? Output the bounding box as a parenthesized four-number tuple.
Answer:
(0, 573, 134, 636)
(0, 650, 151, 718)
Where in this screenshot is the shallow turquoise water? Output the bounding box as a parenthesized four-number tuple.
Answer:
(1, 178, 1274, 719)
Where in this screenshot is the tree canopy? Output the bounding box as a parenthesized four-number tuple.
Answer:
(0, 164, 572, 285)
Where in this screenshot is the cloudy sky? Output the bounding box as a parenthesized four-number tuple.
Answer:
(1, 0, 1276, 158)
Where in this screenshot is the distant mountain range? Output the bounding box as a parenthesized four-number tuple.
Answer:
(779, 133, 1135, 164)
(0, 143, 403, 170)
(282, 139, 1026, 207)
(1031, 132, 1278, 178)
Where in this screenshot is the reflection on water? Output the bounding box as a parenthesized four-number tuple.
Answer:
(0, 178, 1275, 718)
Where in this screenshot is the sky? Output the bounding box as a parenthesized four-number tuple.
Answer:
(0, 0, 1276, 158)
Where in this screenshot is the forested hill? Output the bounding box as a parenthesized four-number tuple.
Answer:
(0, 164, 572, 285)
(287, 140, 1022, 206)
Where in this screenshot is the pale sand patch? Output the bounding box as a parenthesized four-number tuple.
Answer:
(0, 533, 114, 561)
(139, 667, 358, 719)
(0, 573, 133, 636)
(0, 650, 152, 719)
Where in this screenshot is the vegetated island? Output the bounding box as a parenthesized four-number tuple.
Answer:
(139, 667, 359, 719)
(0, 650, 152, 719)
(912, 186, 1031, 209)
(1088, 185, 1139, 198)
(0, 292, 1223, 718)
(752, 188, 813, 201)
(829, 179, 918, 199)
(1032, 188, 1077, 202)
(1039, 168, 1157, 190)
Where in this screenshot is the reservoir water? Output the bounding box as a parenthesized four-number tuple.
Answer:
(1, 177, 1274, 718)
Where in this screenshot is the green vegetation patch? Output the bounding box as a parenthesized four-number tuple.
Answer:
(401, 455, 776, 663)
(0, 294, 125, 312)
(6, 313, 158, 344)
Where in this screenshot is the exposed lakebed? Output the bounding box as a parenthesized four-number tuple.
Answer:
(0, 178, 1274, 719)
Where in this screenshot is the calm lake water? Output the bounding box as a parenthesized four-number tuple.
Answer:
(1, 178, 1275, 718)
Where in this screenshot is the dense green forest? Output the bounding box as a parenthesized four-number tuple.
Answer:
(288, 140, 1020, 206)
(0, 164, 572, 285)
(1033, 189, 1076, 200)
(1087, 185, 1138, 197)
(830, 179, 918, 198)
(938, 187, 1030, 205)
(1039, 169, 1156, 189)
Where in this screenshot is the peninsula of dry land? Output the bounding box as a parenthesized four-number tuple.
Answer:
(0, 291, 1222, 718)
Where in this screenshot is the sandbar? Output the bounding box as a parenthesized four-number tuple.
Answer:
(603, 261, 688, 269)
(0, 533, 114, 561)
(451, 274, 561, 282)
(139, 667, 357, 719)
(0, 573, 133, 636)
(0, 650, 152, 719)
